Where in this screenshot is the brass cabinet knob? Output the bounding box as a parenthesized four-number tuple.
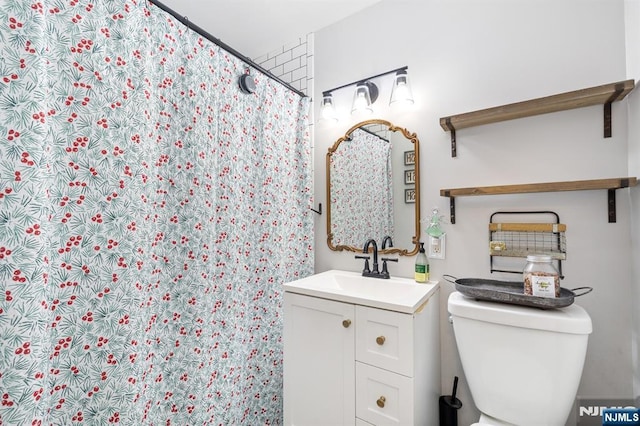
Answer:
(342, 319, 352, 328)
(376, 396, 386, 408)
(376, 336, 386, 345)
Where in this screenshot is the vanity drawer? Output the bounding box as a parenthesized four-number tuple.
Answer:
(355, 362, 414, 426)
(355, 306, 414, 376)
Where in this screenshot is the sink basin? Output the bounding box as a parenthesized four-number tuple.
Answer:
(283, 270, 439, 313)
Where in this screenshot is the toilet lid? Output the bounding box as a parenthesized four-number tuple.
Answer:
(448, 291, 592, 334)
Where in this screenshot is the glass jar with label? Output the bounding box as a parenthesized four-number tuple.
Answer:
(523, 255, 560, 298)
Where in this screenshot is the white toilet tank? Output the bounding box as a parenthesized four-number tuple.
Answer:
(448, 291, 592, 426)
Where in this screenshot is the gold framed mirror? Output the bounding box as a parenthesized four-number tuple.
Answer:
(326, 119, 421, 256)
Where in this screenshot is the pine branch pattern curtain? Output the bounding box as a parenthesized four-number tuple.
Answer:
(0, 1, 313, 424)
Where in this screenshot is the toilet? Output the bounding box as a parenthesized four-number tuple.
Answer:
(448, 291, 592, 426)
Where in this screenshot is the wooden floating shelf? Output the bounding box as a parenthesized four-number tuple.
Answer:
(440, 80, 635, 131)
(440, 177, 637, 224)
(440, 177, 637, 197)
(440, 79, 636, 157)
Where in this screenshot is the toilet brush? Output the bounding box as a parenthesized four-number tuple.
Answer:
(439, 376, 463, 426)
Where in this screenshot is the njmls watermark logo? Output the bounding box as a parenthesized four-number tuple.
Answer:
(602, 408, 640, 425)
(577, 398, 640, 426)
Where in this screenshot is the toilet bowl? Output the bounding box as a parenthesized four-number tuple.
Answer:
(448, 291, 592, 426)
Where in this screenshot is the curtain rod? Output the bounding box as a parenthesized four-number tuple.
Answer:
(356, 126, 389, 143)
(149, 0, 307, 98)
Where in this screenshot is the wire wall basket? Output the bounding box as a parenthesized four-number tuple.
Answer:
(489, 211, 566, 277)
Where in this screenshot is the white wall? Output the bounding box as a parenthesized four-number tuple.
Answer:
(313, 0, 635, 424)
(625, 0, 640, 404)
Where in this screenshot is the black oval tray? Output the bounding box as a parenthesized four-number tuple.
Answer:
(444, 275, 592, 309)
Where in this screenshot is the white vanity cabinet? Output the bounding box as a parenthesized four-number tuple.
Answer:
(283, 293, 356, 425)
(283, 271, 440, 426)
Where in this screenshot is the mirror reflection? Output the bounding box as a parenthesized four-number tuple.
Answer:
(326, 119, 421, 256)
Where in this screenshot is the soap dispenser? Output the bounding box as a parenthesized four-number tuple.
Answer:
(414, 242, 429, 283)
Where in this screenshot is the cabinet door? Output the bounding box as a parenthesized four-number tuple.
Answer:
(284, 292, 356, 426)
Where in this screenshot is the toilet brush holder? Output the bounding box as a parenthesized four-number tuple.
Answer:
(439, 376, 462, 426)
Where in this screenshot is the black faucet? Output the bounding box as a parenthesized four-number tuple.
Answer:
(356, 239, 397, 279)
(362, 239, 380, 277)
(381, 236, 393, 250)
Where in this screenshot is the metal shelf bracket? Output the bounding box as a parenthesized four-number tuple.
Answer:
(444, 118, 457, 158)
(608, 189, 616, 223)
(604, 82, 626, 138)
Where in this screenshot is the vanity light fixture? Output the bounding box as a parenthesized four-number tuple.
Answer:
(389, 69, 414, 107)
(320, 66, 412, 122)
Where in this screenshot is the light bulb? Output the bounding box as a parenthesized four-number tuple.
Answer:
(390, 69, 414, 108)
(351, 83, 373, 116)
(320, 94, 337, 123)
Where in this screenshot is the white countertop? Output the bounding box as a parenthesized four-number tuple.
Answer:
(283, 269, 439, 313)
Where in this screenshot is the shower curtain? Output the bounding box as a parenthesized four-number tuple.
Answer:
(0, 1, 313, 424)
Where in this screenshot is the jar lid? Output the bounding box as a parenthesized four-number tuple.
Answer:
(526, 254, 552, 262)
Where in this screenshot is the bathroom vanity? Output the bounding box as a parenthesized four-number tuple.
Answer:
(283, 270, 440, 425)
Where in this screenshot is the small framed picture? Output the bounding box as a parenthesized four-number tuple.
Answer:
(404, 169, 415, 185)
(405, 188, 416, 203)
(404, 150, 415, 166)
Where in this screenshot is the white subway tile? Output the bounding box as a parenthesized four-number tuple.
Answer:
(291, 65, 307, 82)
(283, 38, 302, 52)
(306, 54, 314, 77)
(291, 43, 307, 59)
(275, 50, 293, 66)
(259, 57, 276, 72)
(266, 46, 284, 59)
(290, 79, 303, 91)
(281, 72, 294, 84)
(306, 33, 314, 56)
(283, 57, 301, 74)
(270, 64, 284, 77)
(253, 53, 268, 64)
